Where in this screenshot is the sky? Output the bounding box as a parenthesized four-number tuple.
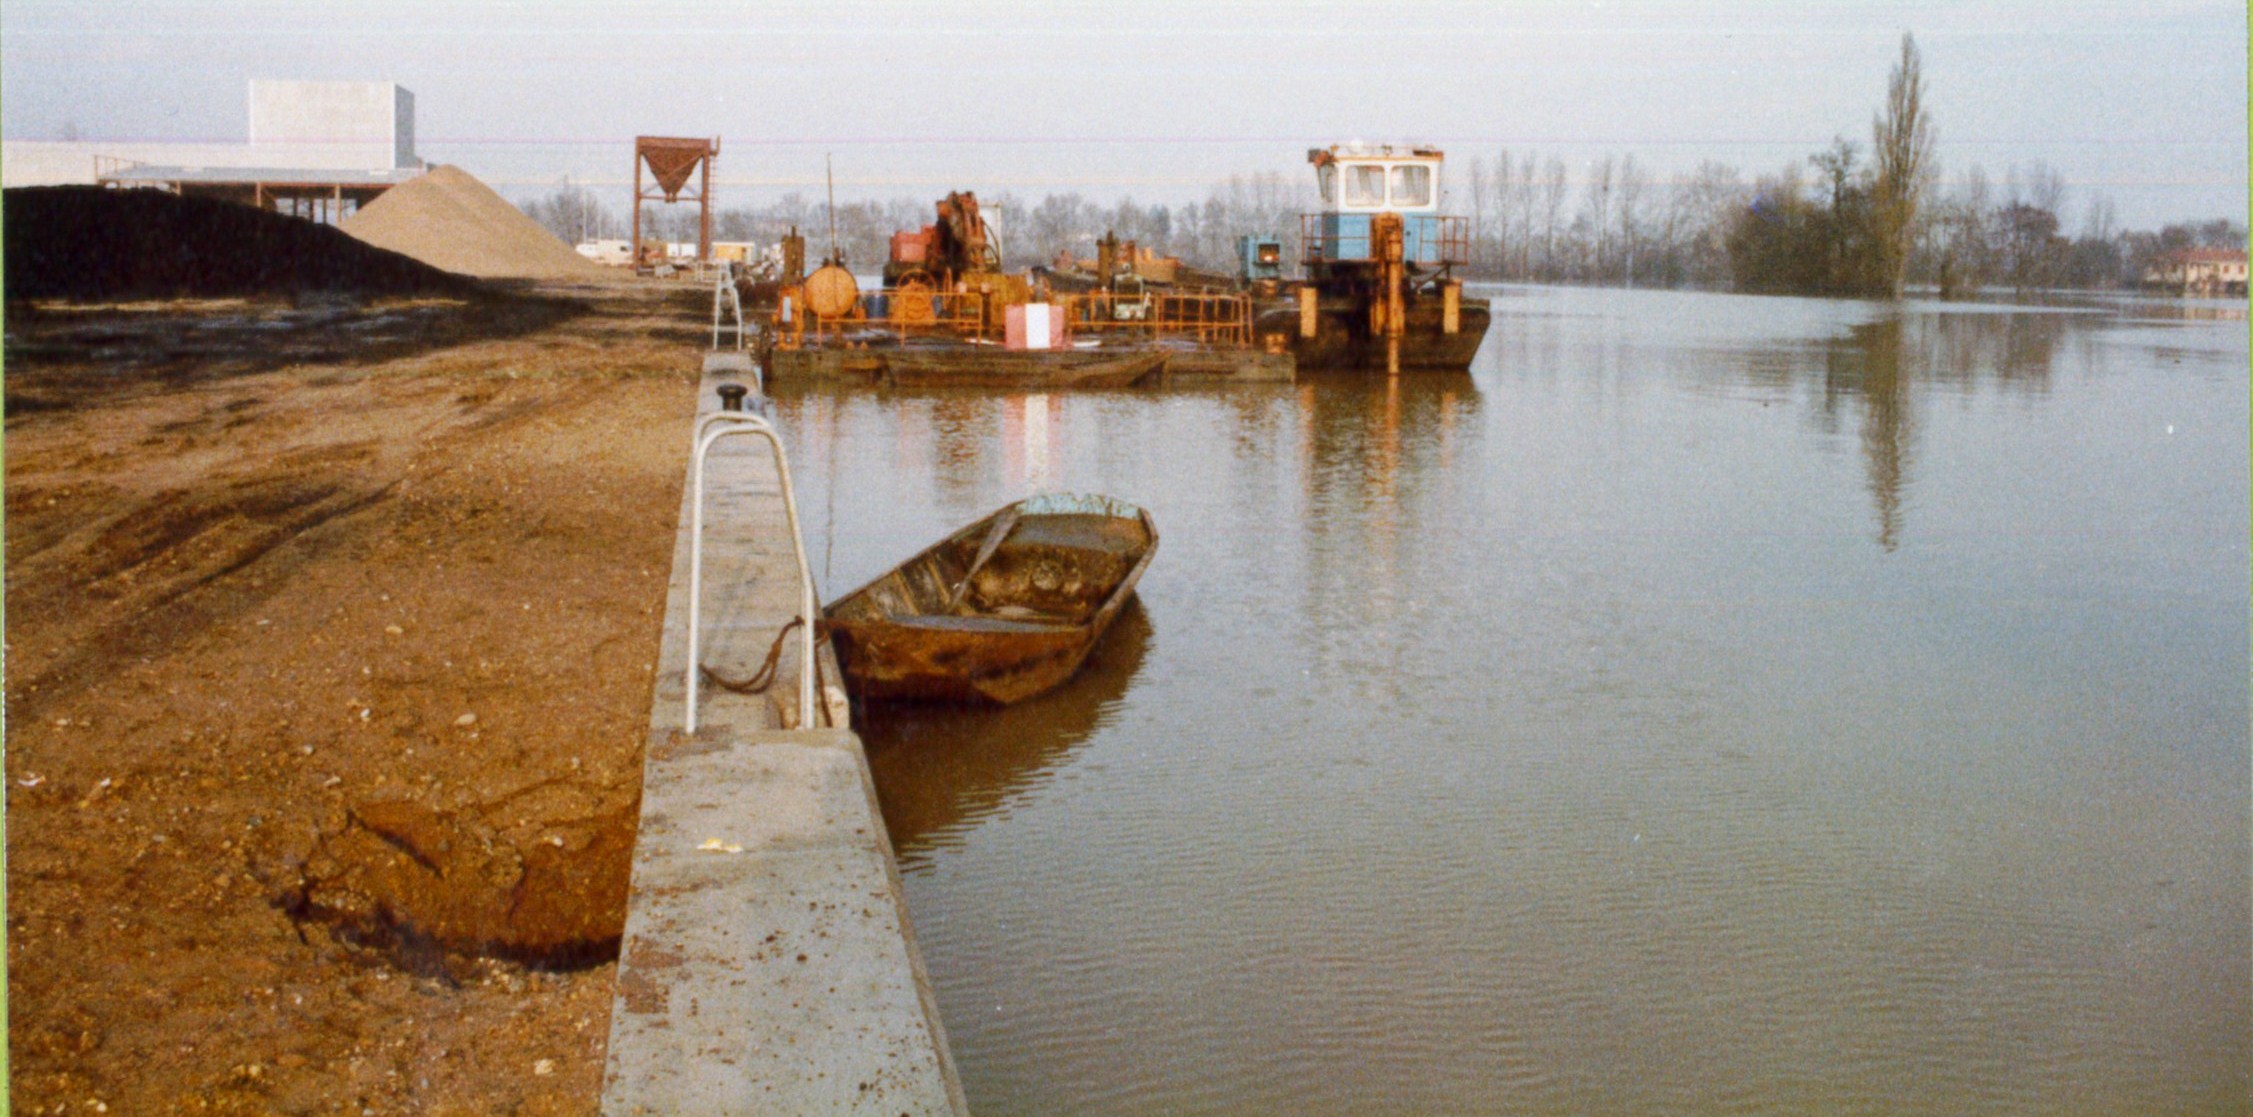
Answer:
(2, 0, 2245, 229)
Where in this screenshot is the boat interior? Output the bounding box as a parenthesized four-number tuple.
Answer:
(831, 505, 1151, 629)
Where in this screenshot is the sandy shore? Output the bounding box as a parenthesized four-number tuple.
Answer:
(6, 280, 709, 1114)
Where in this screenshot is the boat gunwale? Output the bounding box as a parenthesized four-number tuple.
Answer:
(825, 494, 1158, 629)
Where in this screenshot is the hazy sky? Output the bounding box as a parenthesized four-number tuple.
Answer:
(3, 1, 2244, 228)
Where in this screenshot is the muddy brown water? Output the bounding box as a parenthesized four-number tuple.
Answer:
(769, 286, 2250, 1114)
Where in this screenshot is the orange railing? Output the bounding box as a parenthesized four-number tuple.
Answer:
(873, 286, 989, 339)
(771, 287, 989, 348)
(771, 286, 1252, 349)
(1056, 290, 1253, 347)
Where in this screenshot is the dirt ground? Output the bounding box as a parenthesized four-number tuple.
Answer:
(6, 280, 716, 1114)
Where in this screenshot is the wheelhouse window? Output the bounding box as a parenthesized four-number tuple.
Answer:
(1318, 164, 1337, 206)
(1344, 164, 1386, 207)
(1390, 164, 1433, 208)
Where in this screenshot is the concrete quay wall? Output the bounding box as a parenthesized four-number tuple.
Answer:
(601, 366, 966, 1115)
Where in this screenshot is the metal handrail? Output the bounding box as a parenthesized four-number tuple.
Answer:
(710, 262, 747, 351)
(770, 288, 990, 349)
(686, 409, 816, 734)
(872, 286, 987, 339)
(1055, 289, 1253, 345)
(1299, 212, 1470, 267)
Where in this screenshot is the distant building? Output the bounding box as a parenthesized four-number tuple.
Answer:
(577, 239, 634, 266)
(578, 240, 760, 268)
(2143, 248, 2249, 297)
(1, 80, 426, 224)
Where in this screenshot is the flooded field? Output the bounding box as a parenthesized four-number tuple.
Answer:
(769, 285, 2249, 1114)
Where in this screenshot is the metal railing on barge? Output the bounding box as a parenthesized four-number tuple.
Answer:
(768, 286, 1256, 349)
(1299, 213, 1471, 268)
(769, 287, 992, 348)
(1053, 290, 1254, 347)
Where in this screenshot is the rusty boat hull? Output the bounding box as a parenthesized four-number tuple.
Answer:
(1253, 297, 1491, 372)
(882, 348, 1165, 388)
(824, 494, 1159, 705)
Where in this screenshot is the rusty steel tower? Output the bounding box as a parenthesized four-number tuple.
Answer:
(632, 135, 719, 267)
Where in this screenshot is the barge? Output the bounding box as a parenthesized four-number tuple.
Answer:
(750, 191, 1295, 387)
(1252, 144, 1491, 373)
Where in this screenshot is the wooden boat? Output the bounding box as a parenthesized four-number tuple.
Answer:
(824, 494, 1158, 705)
(881, 347, 1164, 388)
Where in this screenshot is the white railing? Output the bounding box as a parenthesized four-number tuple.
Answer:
(686, 406, 816, 734)
(710, 261, 747, 352)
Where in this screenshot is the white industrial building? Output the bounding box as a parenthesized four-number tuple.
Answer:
(2, 80, 426, 222)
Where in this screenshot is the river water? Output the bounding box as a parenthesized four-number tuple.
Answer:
(768, 285, 2249, 1115)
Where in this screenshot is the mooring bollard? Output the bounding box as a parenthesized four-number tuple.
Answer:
(716, 382, 748, 412)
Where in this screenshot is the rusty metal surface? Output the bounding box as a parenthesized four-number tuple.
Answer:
(1254, 296, 1490, 372)
(804, 264, 861, 320)
(635, 135, 719, 200)
(765, 346, 1292, 386)
(826, 498, 1158, 705)
(1054, 289, 1255, 346)
(879, 348, 1164, 389)
(633, 135, 719, 268)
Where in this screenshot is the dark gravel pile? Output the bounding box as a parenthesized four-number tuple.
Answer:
(4, 185, 476, 300)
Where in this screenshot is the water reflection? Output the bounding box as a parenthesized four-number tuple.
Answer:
(861, 598, 1153, 865)
(767, 287, 2246, 1114)
(1000, 392, 1063, 490)
(930, 397, 995, 506)
(1822, 320, 1915, 551)
(1294, 370, 1481, 696)
(1815, 310, 2094, 548)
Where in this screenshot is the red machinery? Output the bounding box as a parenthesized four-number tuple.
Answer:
(884, 191, 1001, 290)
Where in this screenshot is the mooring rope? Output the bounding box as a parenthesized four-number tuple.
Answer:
(698, 617, 835, 726)
(700, 616, 803, 694)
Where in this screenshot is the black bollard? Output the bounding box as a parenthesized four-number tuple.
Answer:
(716, 383, 748, 412)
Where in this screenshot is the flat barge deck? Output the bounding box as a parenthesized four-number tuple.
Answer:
(769, 342, 1293, 386)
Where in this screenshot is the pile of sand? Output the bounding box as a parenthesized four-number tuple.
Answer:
(341, 164, 605, 281)
(3, 186, 474, 301)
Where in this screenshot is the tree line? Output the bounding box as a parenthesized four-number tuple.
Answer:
(522, 35, 2242, 297)
(524, 171, 1304, 280)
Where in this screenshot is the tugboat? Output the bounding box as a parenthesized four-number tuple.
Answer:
(1253, 144, 1491, 373)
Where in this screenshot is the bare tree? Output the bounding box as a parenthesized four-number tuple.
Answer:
(1467, 154, 1490, 275)
(2080, 195, 2118, 244)
(1028, 192, 1094, 265)
(1513, 153, 1541, 279)
(1997, 161, 2070, 291)
(1491, 150, 1520, 280)
(1928, 164, 1993, 296)
(2195, 217, 2248, 249)
(1579, 156, 1616, 281)
(1675, 160, 1748, 288)
(1615, 155, 1650, 286)
(2007, 160, 2067, 218)
(1870, 31, 1936, 296)
(524, 180, 624, 243)
(1811, 136, 1859, 214)
(1538, 157, 1569, 281)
